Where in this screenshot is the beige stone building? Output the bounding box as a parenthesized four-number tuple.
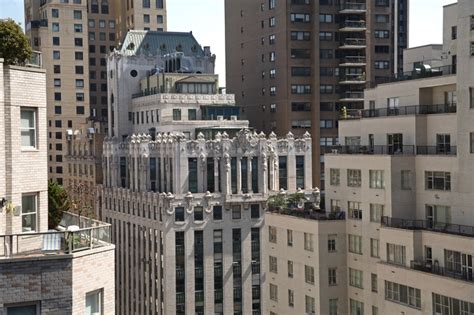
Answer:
(321, 1, 473, 314)
(23, 0, 167, 186)
(0, 59, 115, 314)
(225, 0, 409, 188)
(99, 34, 318, 314)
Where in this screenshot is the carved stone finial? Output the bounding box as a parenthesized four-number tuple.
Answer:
(269, 132, 277, 140)
(303, 131, 311, 139)
(286, 131, 294, 140)
(197, 132, 205, 140)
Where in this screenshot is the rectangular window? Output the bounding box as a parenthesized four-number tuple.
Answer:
(287, 229, 293, 246)
(371, 273, 378, 292)
(73, 10, 82, 19)
(250, 204, 260, 219)
(385, 281, 421, 309)
(330, 168, 340, 186)
(85, 289, 103, 315)
(350, 299, 364, 315)
(290, 13, 311, 23)
(369, 170, 385, 189)
(288, 260, 294, 277)
(188, 109, 197, 120)
(330, 199, 340, 212)
(213, 205, 222, 220)
(347, 169, 361, 187)
(387, 243, 406, 265)
(305, 295, 315, 314)
(21, 108, 37, 148)
(370, 204, 384, 222)
(329, 299, 338, 315)
(328, 234, 337, 252)
(288, 289, 294, 307)
(269, 256, 278, 273)
(21, 194, 37, 232)
(194, 206, 203, 221)
(348, 201, 362, 220)
(305, 265, 315, 284)
(425, 171, 451, 191)
(304, 232, 314, 251)
(296, 156, 305, 189)
(290, 31, 311, 41)
(270, 284, 278, 301)
(349, 268, 363, 288)
(328, 268, 337, 285)
(232, 205, 241, 219)
(269, 226, 277, 243)
(173, 109, 181, 121)
(175, 207, 185, 222)
(188, 158, 198, 193)
(370, 238, 380, 258)
(278, 156, 287, 190)
(348, 234, 362, 254)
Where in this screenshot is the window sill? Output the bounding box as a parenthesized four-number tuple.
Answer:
(21, 148, 39, 152)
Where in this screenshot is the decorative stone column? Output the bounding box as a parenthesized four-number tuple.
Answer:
(237, 157, 242, 194)
(247, 157, 253, 193)
(214, 157, 219, 193)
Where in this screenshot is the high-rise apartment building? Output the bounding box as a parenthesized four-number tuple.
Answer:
(23, 0, 167, 185)
(0, 57, 115, 314)
(262, 1, 473, 315)
(225, 0, 408, 187)
(99, 30, 316, 314)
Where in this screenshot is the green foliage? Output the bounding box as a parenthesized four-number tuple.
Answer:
(267, 195, 287, 211)
(48, 180, 71, 229)
(286, 192, 306, 208)
(0, 19, 32, 66)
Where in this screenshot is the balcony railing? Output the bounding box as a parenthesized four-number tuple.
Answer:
(0, 212, 111, 259)
(381, 216, 474, 237)
(327, 145, 415, 155)
(339, 74, 366, 83)
(342, 103, 457, 120)
(410, 260, 473, 282)
(267, 209, 346, 221)
(340, 91, 364, 100)
(340, 56, 366, 65)
(340, 2, 367, 11)
(340, 38, 367, 47)
(370, 65, 456, 87)
(416, 146, 457, 156)
(339, 20, 367, 30)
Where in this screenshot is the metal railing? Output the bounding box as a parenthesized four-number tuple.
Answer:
(340, 56, 366, 64)
(340, 20, 367, 29)
(381, 216, 474, 237)
(340, 91, 364, 99)
(339, 74, 366, 82)
(342, 103, 457, 119)
(416, 146, 457, 156)
(340, 2, 367, 11)
(340, 38, 367, 46)
(327, 145, 415, 155)
(0, 212, 111, 259)
(267, 208, 346, 221)
(410, 260, 473, 282)
(370, 65, 456, 86)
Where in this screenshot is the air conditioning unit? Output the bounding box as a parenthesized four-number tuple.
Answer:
(230, 115, 237, 121)
(217, 115, 224, 121)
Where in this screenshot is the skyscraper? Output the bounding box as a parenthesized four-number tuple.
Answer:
(225, 0, 408, 187)
(23, 0, 167, 185)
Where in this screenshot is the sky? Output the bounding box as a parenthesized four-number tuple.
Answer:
(0, 0, 458, 86)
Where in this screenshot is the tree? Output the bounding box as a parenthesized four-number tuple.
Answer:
(0, 19, 32, 66)
(48, 180, 71, 229)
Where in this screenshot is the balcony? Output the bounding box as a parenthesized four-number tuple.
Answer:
(339, 2, 367, 13)
(267, 208, 346, 221)
(381, 217, 474, 237)
(370, 65, 456, 87)
(327, 145, 415, 155)
(410, 260, 473, 283)
(341, 103, 457, 120)
(339, 74, 366, 85)
(0, 212, 111, 260)
(339, 91, 364, 102)
(339, 38, 367, 49)
(339, 20, 367, 32)
(416, 146, 457, 156)
(339, 56, 366, 67)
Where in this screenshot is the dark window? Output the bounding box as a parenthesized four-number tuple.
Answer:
(291, 67, 311, 76)
(175, 207, 185, 222)
(54, 106, 62, 114)
(279, 156, 288, 190)
(251, 204, 260, 219)
(74, 38, 83, 46)
(54, 93, 61, 101)
(53, 37, 60, 45)
(75, 65, 84, 74)
(188, 158, 198, 193)
(291, 49, 311, 59)
(213, 205, 222, 220)
(76, 106, 85, 115)
(54, 65, 61, 73)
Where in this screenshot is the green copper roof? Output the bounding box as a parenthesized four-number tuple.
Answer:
(120, 30, 205, 57)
